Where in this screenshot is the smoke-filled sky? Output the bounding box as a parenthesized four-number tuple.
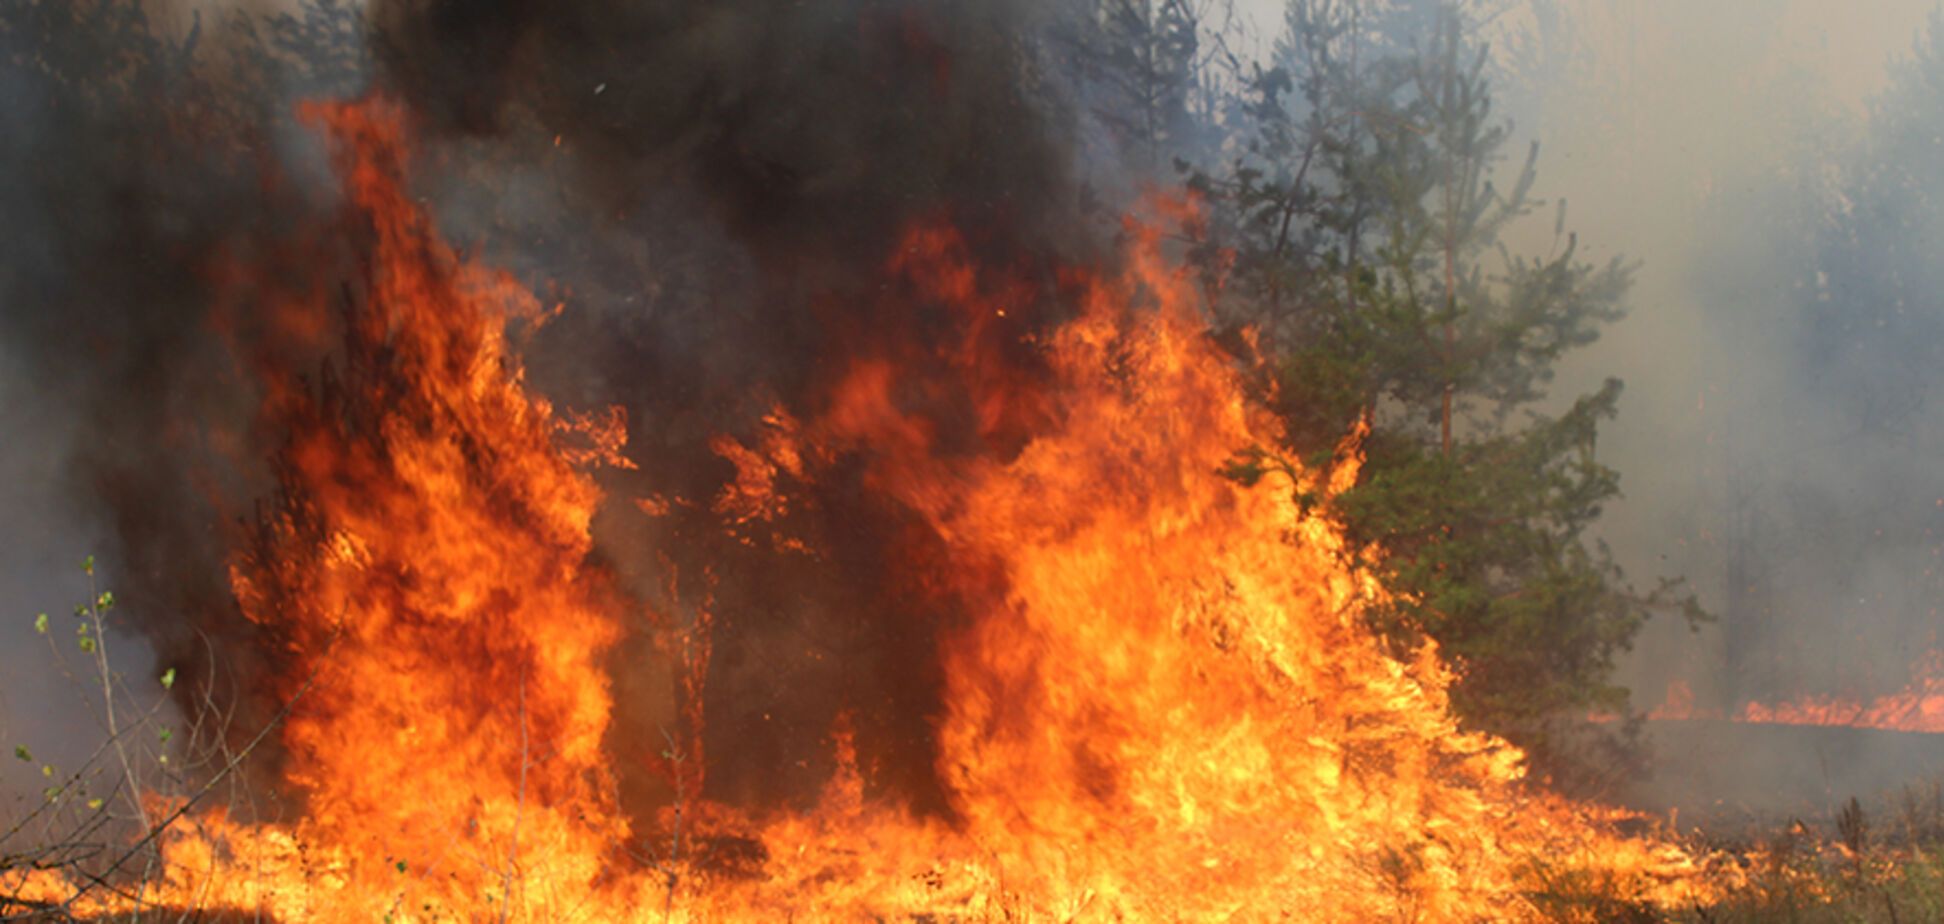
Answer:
(6, 0, 1944, 807)
(1490, 0, 1939, 703)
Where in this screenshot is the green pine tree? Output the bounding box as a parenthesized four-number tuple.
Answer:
(1196, 1, 1702, 789)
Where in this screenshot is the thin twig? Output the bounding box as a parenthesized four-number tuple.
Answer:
(47, 623, 339, 917)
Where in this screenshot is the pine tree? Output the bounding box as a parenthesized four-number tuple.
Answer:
(1197, 1, 1700, 788)
(1053, 0, 1235, 173)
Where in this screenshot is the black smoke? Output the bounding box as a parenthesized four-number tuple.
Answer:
(369, 0, 1077, 262)
(0, 0, 369, 793)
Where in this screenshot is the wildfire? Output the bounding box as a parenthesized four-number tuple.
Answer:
(2, 97, 1727, 920)
(1647, 653, 1944, 733)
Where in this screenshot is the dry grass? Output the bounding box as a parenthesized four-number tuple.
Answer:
(1539, 780, 1944, 924)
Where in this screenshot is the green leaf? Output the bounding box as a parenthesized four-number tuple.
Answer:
(33, 613, 47, 634)
(80, 555, 94, 576)
(159, 668, 176, 690)
(78, 636, 96, 654)
(96, 591, 114, 610)
(395, 860, 408, 874)
(13, 745, 29, 763)
(41, 764, 52, 778)
(86, 798, 103, 811)
(157, 728, 172, 744)
(43, 786, 60, 802)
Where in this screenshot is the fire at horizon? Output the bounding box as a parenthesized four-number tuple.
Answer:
(1642, 651, 1944, 734)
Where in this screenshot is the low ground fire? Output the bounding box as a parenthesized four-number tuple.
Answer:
(1643, 655, 1944, 734)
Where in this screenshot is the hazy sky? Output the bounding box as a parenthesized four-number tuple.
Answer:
(1511, 0, 1936, 692)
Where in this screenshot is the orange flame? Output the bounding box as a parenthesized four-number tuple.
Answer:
(186, 96, 637, 918)
(1643, 655, 1944, 733)
(1738, 652, 1944, 732)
